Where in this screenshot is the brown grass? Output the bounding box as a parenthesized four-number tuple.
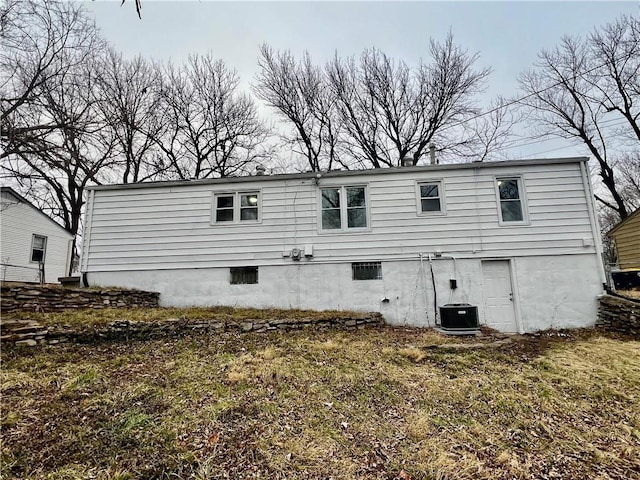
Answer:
(1, 327, 639, 479)
(11, 306, 360, 328)
(618, 289, 640, 300)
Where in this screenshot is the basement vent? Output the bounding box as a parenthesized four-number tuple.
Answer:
(352, 262, 382, 280)
(230, 266, 258, 285)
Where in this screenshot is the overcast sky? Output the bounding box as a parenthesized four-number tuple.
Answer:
(85, 1, 639, 159)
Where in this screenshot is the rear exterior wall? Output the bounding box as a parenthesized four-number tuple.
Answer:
(81, 160, 605, 332)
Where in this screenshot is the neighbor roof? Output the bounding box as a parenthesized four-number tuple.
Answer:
(87, 157, 589, 192)
(607, 207, 640, 236)
(0, 186, 73, 236)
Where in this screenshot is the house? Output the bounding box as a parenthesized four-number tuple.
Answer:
(80, 157, 606, 333)
(1, 187, 74, 283)
(607, 208, 640, 270)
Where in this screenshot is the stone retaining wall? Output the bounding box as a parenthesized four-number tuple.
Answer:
(1, 283, 159, 313)
(596, 294, 639, 336)
(1, 312, 385, 347)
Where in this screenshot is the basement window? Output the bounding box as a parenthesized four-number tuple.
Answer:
(230, 266, 258, 284)
(352, 262, 382, 280)
(30, 235, 47, 263)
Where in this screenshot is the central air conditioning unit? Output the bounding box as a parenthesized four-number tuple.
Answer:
(438, 304, 480, 335)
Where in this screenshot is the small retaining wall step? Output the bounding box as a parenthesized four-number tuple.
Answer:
(596, 294, 639, 337)
(1, 283, 159, 313)
(0, 312, 385, 347)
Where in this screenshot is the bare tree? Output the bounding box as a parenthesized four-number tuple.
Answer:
(615, 151, 640, 210)
(517, 15, 640, 220)
(1, 0, 113, 273)
(256, 33, 491, 170)
(1, 0, 98, 157)
(121, 0, 143, 19)
(157, 54, 271, 179)
(465, 98, 522, 162)
(95, 49, 167, 183)
(254, 45, 341, 172)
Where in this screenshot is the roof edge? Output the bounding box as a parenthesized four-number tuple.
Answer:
(88, 156, 588, 192)
(607, 207, 640, 236)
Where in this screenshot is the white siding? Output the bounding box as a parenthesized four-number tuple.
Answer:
(83, 161, 597, 272)
(1, 192, 73, 283)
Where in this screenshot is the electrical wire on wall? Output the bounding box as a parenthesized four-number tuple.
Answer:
(418, 254, 430, 326)
(428, 255, 438, 325)
(448, 256, 458, 304)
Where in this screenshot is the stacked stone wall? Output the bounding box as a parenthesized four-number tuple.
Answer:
(1, 283, 159, 313)
(1, 312, 385, 347)
(596, 294, 639, 337)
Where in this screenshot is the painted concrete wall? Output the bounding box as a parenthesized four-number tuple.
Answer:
(1, 191, 73, 283)
(86, 253, 601, 333)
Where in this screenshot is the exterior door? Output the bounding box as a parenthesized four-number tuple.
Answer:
(481, 260, 518, 333)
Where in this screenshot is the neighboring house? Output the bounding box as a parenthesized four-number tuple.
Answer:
(80, 157, 606, 333)
(1, 187, 74, 283)
(607, 208, 640, 270)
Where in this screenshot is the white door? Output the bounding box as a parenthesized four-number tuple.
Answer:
(481, 260, 518, 333)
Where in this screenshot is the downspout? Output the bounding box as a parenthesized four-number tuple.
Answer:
(80, 189, 96, 286)
(66, 237, 74, 276)
(579, 160, 607, 288)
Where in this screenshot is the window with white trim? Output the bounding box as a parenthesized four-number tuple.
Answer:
(230, 266, 258, 284)
(496, 177, 526, 223)
(417, 181, 444, 213)
(30, 235, 47, 263)
(320, 186, 368, 231)
(352, 262, 382, 280)
(213, 191, 260, 223)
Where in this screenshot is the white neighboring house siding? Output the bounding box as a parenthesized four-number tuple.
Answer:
(1, 189, 74, 283)
(81, 157, 605, 332)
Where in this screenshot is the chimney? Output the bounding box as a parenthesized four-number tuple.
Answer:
(429, 144, 437, 165)
(255, 164, 266, 176)
(402, 155, 414, 167)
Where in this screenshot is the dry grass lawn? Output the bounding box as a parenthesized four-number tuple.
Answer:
(1, 325, 639, 479)
(12, 305, 358, 328)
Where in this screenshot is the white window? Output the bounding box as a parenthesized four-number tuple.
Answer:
(230, 266, 258, 284)
(213, 191, 260, 224)
(417, 181, 445, 214)
(495, 177, 527, 224)
(352, 262, 382, 280)
(320, 186, 368, 231)
(30, 235, 47, 263)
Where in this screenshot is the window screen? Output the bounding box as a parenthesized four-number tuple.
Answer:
(240, 193, 259, 220)
(321, 186, 367, 230)
(31, 235, 47, 263)
(216, 195, 234, 222)
(497, 178, 524, 222)
(418, 182, 442, 212)
(346, 187, 367, 228)
(321, 188, 341, 229)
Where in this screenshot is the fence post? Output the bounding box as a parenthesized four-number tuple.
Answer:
(39, 261, 45, 284)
